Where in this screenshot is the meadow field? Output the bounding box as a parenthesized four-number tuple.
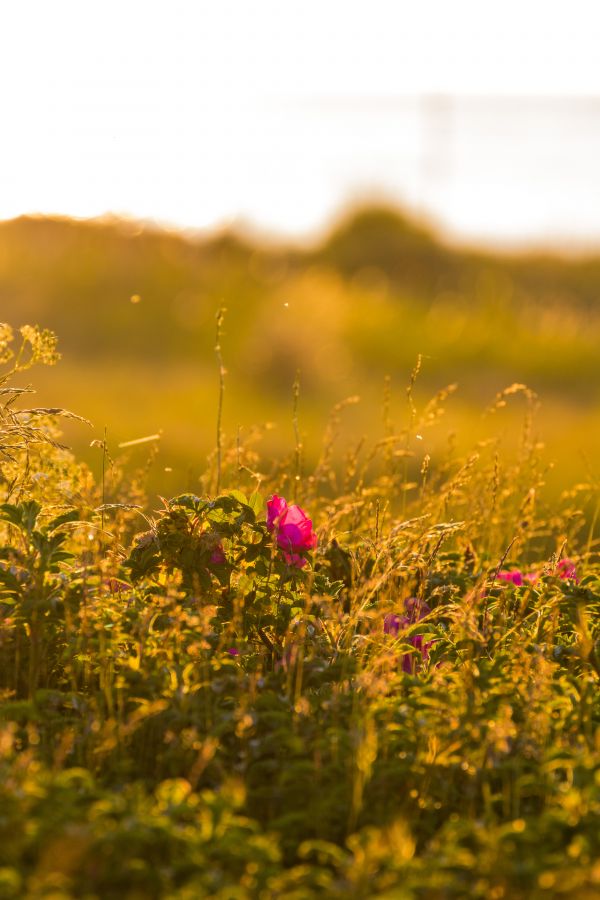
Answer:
(0, 209, 599, 897)
(1, 206, 600, 497)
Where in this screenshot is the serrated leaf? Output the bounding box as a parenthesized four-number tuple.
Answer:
(169, 494, 207, 513)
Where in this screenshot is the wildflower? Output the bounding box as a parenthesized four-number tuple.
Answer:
(557, 558, 578, 581)
(282, 551, 307, 568)
(266, 494, 288, 531)
(227, 647, 239, 657)
(497, 559, 578, 585)
(384, 597, 434, 673)
(210, 545, 226, 565)
(497, 570, 525, 586)
(266, 494, 317, 567)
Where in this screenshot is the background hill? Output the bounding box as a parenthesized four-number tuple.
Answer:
(1, 206, 599, 496)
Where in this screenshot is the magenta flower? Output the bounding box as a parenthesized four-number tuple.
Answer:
(210, 544, 226, 565)
(497, 570, 525, 586)
(384, 598, 434, 673)
(497, 560, 578, 585)
(227, 647, 239, 657)
(266, 494, 288, 531)
(383, 612, 407, 635)
(282, 551, 307, 569)
(266, 494, 317, 567)
(557, 558, 578, 582)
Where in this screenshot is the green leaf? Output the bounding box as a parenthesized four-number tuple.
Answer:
(169, 494, 207, 514)
(0, 500, 42, 535)
(248, 491, 264, 517)
(0, 567, 23, 600)
(227, 489, 248, 506)
(48, 509, 79, 532)
(19, 500, 42, 534)
(0, 503, 26, 531)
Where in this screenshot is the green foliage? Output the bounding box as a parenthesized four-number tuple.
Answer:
(123, 489, 329, 647)
(0, 324, 599, 898)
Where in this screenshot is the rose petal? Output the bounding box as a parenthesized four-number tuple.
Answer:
(266, 495, 288, 531)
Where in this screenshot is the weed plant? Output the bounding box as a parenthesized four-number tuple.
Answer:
(0, 322, 598, 898)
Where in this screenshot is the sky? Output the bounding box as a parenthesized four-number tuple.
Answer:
(2, 0, 600, 244)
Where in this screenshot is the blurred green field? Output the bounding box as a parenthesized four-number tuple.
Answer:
(1, 206, 599, 496)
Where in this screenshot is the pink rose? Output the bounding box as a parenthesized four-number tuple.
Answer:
(282, 551, 307, 568)
(497, 560, 578, 585)
(557, 558, 578, 582)
(266, 495, 317, 567)
(497, 570, 524, 586)
(266, 495, 288, 531)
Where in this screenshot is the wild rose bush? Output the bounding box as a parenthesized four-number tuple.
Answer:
(123, 490, 324, 646)
(497, 558, 579, 586)
(0, 323, 599, 898)
(266, 493, 318, 567)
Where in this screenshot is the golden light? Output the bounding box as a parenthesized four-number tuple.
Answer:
(1, 0, 600, 245)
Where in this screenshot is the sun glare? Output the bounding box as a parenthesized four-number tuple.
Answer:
(1, 0, 600, 244)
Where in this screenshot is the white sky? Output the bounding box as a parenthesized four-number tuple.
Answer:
(2, 0, 600, 243)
